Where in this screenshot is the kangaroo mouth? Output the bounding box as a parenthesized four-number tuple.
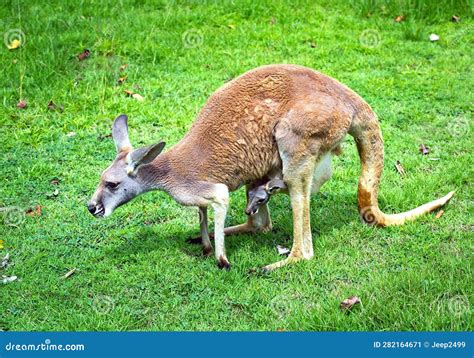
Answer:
(245, 207, 259, 216)
(89, 203, 105, 218)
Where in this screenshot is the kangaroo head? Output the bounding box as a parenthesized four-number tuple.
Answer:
(87, 114, 165, 218)
(245, 186, 270, 215)
(245, 178, 286, 216)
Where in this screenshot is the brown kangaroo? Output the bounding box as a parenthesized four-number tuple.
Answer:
(88, 64, 454, 271)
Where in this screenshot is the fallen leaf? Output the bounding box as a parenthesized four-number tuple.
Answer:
(97, 133, 112, 141)
(340, 296, 361, 311)
(429, 33, 440, 42)
(310, 41, 317, 48)
(132, 93, 144, 101)
(276, 245, 290, 256)
(124, 90, 144, 101)
(276, 328, 285, 332)
(119, 64, 128, 71)
(66, 131, 76, 137)
(17, 100, 27, 109)
(0, 253, 9, 269)
(227, 24, 236, 30)
(2, 275, 17, 284)
(435, 209, 445, 219)
(118, 75, 127, 84)
(0, 240, 3, 250)
(46, 189, 60, 199)
(451, 15, 460, 23)
(25, 205, 42, 217)
(77, 49, 91, 61)
(50, 178, 60, 185)
(63, 268, 76, 279)
(7, 39, 21, 50)
(13, 59, 18, 64)
(269, 17, 277, 25)
(395, 160, 406, 176)
(419, 144, 429, 155)
(394, 15, 405, 22)
(47, 100, 64, 112)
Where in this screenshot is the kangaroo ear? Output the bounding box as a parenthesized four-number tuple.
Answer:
(265, 179, 286, 194)
(112, 114, 132, 153)
(126, 141, 166, 175)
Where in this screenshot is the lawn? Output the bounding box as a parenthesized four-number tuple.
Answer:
(0, 0, 472, 331)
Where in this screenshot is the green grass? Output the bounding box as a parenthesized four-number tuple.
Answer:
(0, 0, 472, 331)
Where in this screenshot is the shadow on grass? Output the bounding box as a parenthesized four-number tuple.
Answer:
(106, 190, 360, 262)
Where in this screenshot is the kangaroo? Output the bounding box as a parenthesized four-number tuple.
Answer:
(88, 64, 454, 272)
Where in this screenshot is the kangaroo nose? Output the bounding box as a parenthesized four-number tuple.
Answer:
(87, 202, 96, 214)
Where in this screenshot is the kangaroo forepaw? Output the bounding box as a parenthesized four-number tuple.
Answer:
(217, 256, 231, 271)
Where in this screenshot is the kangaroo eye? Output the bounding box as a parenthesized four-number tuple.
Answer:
(105, 181, 119, 190)
(257, 198, 265, 204)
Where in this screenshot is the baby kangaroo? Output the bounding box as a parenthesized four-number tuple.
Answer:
(88, 64, 454, 271)
(246, 178, 286, 216)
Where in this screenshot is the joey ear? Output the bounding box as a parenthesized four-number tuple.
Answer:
(126, 141, 166, 175)
(112, 114, 132, 153)
(265, 179, 286, 194)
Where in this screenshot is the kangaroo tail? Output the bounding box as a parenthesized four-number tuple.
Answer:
(349, 109, 454, 227)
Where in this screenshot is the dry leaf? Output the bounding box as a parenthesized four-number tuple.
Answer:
(394, 15, 405, 22)
(46, 189, 60, 199)
(7, 39, 21, 50)
(227, 24, 236, 30)
(124, 89, 134, 96)
(395, 160, 406, 176)
(451, 15, 460, 23)
(25, 205, 42, 217)
(340, 296, 361, 311)
(132, 93, 144, 101)
(63, 268, 76, 279)
(119, 64, 128, 71)
(0, 254, 10, 269)
(276, 245, 290, 256)
(2, 275, 17, 284)
(77, 49, 91, 61)
(419, 144, 429, 155)
(50, 178, 60, 185)
(97, 133, 112, 141)
(17, 100, 27, 109)
(66, 131, 76, 137)
(435, 209, 445, 219)
(118, 75, 127, 84)
(310, 41, 317, 48)
(47, 100, 64, 112)
(429, 33, 440, 42)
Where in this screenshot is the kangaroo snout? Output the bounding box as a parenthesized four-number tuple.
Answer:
(87, 201, 105, 218)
